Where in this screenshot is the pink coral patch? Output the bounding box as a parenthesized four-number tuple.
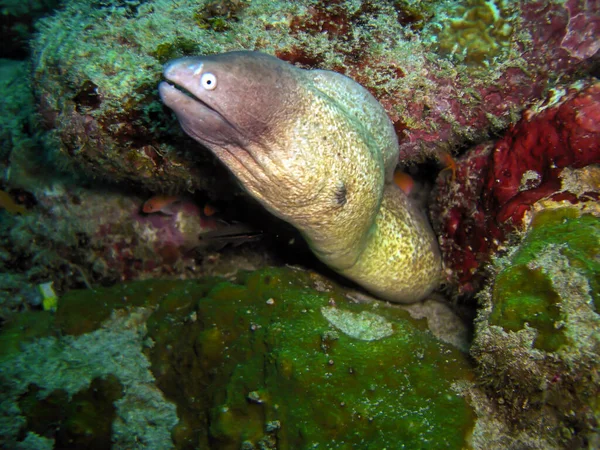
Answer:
(433, 80, 600, 296)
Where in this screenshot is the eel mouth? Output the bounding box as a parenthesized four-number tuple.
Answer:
(158, 80, 244, 149)
(158, 80, 217, 115)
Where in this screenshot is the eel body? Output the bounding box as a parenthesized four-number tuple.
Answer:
(159, 51, 441, 303)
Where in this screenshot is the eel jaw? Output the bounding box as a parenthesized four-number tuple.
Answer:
(158, 80, 243, 148)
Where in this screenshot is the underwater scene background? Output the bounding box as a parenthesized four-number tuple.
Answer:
(0, 0, 599, 448)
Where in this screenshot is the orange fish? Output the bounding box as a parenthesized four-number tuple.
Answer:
(142, 195, 182, 215)
(437, 149, 457, 181)
(0, 190, 27, 215)
(203, 203, 217, 217)
(393, 170, 415, 195)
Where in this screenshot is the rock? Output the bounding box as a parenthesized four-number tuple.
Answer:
(0, 266, 476, 449)
(471, 205, 600, 448)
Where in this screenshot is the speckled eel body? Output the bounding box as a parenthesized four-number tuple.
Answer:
(159, 51, 441, 303)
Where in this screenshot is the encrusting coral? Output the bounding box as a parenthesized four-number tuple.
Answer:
(471, 204, 600, 448)
(432, 79, 600, 297)
(29, 0, 600, 194)
(0, 266, 476, 449)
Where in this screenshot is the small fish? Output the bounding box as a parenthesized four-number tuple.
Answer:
(203, 203, 217, 217)
(437, 149, 457, 181)
(393, 170, 415, 195)
(0, 190, 27, 215)
(196, 222, 263, 251)
(142, 195, 182, 215)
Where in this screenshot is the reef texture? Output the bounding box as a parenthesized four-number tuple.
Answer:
(432, 79, 600, 296)
(0, 59, 275, 318)
(0, 175, 282, 319)
(29, 0, 599, 194)
(471, 205, 600, 449)
(0, 266, 478, 449)
(1, 2, 599, 448)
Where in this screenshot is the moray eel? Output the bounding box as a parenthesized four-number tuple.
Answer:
(159, 51, 441, 303)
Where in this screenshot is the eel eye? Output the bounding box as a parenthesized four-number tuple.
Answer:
(201, 72, 217, 90)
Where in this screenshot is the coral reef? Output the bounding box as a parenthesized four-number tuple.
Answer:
(0, 307, 179, 449)
(0, 266, 476, 449)
(193, 0, 249, 32)
(29, 0, 599, 195)
(432, 79, 600, 296)
(1, 1, 599, 449)
(523, 0, 600, 63)
(17, 376, 123, 449)
(436, 0, 514, 66)
(0, 58, 287, 321)
(0, 60, 43, 170)
(0, 59, 289, 319)
(0, 181, 282, 320)
(471, 205, 600, 448)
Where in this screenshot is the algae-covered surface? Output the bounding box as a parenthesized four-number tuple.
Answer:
(472, 206, 600, 447)
(489, 207, 600, 352)
(0, 267, 475, 449)
(27, 0, 596, 193)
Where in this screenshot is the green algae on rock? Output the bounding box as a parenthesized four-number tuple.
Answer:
(0, 308, 179, 449)
(18, 376, 123, 449)
(435, 0, 515, 66)
(0, 267, 476, 449)
(472, 205, 600, 448)
(142, 267, 475, 448)
(488, 206, 599, 351)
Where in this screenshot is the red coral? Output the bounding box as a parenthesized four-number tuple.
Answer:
(433, 80, 600, 296)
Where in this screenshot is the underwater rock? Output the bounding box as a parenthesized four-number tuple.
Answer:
(471, 204, 600, 449)
(0, 306, 179, 450)
(0, 55, 283, 321)
(0, 60, 38, 165)
(29, 0, 599, 193)
(0, 181, 266, 319)
(432, 79, 600, 296)
(17, 376, 123, 449)
(0, 266, 477, 449)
